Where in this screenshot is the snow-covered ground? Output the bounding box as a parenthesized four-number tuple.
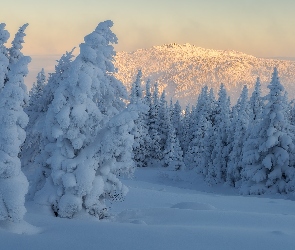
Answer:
(1, 167, 295, 250)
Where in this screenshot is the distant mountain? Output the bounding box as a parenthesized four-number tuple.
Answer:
(114, 43, 295, 106)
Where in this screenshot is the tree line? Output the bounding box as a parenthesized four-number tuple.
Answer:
(129, 67, 295, 196)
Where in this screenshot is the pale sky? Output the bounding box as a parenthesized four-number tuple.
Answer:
(3, 0, 295, 57)
(2, 0, 295, 86)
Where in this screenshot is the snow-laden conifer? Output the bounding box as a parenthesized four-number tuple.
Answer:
(206, 84, 230, 185)
(171, 100, 182, 139)
(249, 77, 264, 124)
(198, 88, 217, 178)
(22, 51, 75, 200)
(146, 83, 162, 166)
(35, 21, 135, 219)
(241, 68, 295, 194)
(226, 85, 249, 187)
(144, 79, 152, 110)
(179, 105, 191, 153)
(0, 24, 30, 222)
(158, 90, 170, 154)
(184, 86, 209, 168)
(29, 69, 46, 103)
(163, 118, 185, 170)
(130, 69, 143, 103)
(130, 70, 150, 167)
(22, 68, 46, 166)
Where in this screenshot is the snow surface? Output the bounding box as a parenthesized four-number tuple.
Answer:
(1, 167, 295, 249)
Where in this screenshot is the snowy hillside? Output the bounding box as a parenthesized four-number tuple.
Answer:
(2, 168, 295, 250)
(114, 43, 295, 105)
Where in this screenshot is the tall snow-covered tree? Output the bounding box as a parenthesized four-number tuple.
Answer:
(22, 68, 46, 165)
(170, 100, 182, 139)
(22, 51, 75, 200)
(144, 79, 152, 111)
(241, 68, 295, 195)
(184, 86, 216, 173)
(226, 85, 249, 187)
(179, 105, 191, 152)
(35, 20, 135, 219)
(0, 24, 30, 222)
(184, 86, 209, 168)
(163, 119, 185, 170)
(207, 88, 217, 124)
(130, 70, 150, 167)
(29, 68, 46, 103)
(130, 69, 143, 103)
(249, 77, 264, 124)
(146, 82, 162, 166)
(158, 90, 170, 154)
(193, 87, 217, 178)
(206, 84, 231, 185)
(198, 116, 214, 177)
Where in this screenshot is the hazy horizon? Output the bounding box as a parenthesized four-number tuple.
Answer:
(25, 44, 295, 89)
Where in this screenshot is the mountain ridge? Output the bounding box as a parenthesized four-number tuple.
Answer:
(114, 43, 295, 106)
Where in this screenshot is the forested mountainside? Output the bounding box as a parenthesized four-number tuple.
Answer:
(114, 43, 295, 106)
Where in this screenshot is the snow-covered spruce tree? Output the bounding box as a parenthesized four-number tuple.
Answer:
(35, 20, 135, 219)
(29, 68, 46, 103)
(249, 77, 264, 124)
(163, 117, 185, 170)
(0, 24, 30, 222)
(143, 80, 153, 160)
(144, 79, 152, 111)
(21, 68, 46, 164)
(130, 69, 143, 104)
(179, 105, 191, 153)
(226, 85, 250, 187)
(206, 84, 231, 185)
(185, 86, 216, 174)
(184, 86, 209, 168)
(22, 51, 75, 200)
(130, 70, 150, 167)
(198, 115, 214, 177)
(146, 82, 162, 167)
(207, 88, 217, 124)
(158, 90, 170, 155)
(0, 23, 9, 90)
(198, 88, 216, 178)
(171, 100, 182, 139)
(184, 105, 197, 157)
(241, 68, 295, 195)
(187, 113, 211, 171)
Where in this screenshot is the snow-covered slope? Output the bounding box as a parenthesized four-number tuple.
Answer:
(114, 43, 295, 106)
(2, 168, 295, 250)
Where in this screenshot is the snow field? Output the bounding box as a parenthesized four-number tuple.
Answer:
(1, 168, 295, 249)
